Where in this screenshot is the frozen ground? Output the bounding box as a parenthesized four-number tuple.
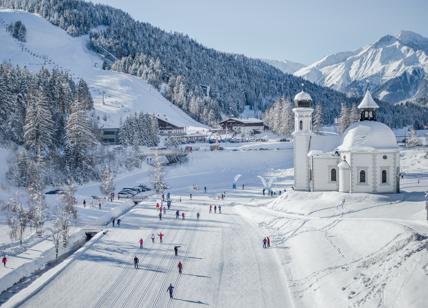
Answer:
(1, 145, 428, 307)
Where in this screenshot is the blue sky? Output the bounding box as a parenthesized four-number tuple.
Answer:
(92, 0, 428, 64)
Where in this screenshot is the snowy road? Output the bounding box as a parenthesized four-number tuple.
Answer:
(17, 196, 293, 308)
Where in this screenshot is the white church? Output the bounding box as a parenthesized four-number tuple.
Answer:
(292, 90, 400, 194)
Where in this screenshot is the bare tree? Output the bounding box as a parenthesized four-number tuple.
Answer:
(6, 196, 30, 245)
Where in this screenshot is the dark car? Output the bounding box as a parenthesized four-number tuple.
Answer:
(45, 189, 65, 195)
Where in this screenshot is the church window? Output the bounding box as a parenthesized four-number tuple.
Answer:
(330, 168, 337, 182)
(299, 120, 303, 130)
(382, 170, 387, 184)
(359, 170, 366, 183)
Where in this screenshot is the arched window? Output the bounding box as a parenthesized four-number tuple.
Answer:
(299, 120, 303, 130)
(330, 168, 337, 182)
(382, 170, 387, 184)
(359, 170, 366, 183)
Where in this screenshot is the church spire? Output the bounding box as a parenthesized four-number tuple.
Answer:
(358, 90, 379, 121)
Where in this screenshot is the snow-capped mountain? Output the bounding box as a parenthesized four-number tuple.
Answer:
(295, 31, 428, 104)
(262, 59, 305, 74)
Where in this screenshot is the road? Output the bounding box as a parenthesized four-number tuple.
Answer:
(18, 195, 293, 308)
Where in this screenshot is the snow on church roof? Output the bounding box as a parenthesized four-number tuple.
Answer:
(337, 121, 398, 152)
(358, 91, 379, 109)
(308, 133, 342, 157)
(294, 91, 312, 102)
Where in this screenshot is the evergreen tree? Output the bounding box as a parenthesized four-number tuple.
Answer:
(65, 100, 98, 182)
(350, 103, 360, 124)
(313, 103, 323, 133)
(23, 89, 54, 159)
(338, 103, 351, 133)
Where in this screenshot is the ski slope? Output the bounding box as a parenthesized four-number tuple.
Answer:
(0, 10, 204, 129)
(13, 196, 292, 308)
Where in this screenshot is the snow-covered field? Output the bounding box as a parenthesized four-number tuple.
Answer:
(0, 10, 204, 129)
(0, 145, 427, 307)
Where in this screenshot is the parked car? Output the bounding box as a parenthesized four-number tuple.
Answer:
(45, 189, 65, 195)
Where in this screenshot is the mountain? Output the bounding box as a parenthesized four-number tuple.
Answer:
(295, 31, 428, 104)
(262, 59, 304, 74)
(0, 0, 357, 126)
(0, 10, 204, 129)
(0, 0, 427, 129)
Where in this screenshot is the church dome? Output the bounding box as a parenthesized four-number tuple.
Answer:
(294, 91, 312, 108)
(338, 121, 398, 152)
(294, 91, 312, 102)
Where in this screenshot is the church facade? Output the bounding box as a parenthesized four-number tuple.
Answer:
(293, 90, 400, 194)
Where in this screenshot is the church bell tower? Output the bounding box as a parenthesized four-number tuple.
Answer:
(292, 91, 313, 191)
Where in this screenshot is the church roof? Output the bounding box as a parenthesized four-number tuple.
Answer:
(308, 133, 342, 156)
(358, 91, 379, 109)
(294, 91, 312, 102)
(337, 121, 398, 152)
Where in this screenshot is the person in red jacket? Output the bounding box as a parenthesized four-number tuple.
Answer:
(139, 238, 144, 249)
(2, 255, 7, 267)
(158, 232, 164, 243)
(177, 261, 183, 274)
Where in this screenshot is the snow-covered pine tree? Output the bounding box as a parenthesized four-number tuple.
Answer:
(99, 167, 115, 198)
(23, 89, 54, 159)
(350, 103, 360, 124)
(406, 128, 421, 147)
(338, 103, 350, 133)
(151, 149, 167, 193)
(313, 103, 323, 133)
(65, 99, 98, 182)
(77, 79, 94, 110)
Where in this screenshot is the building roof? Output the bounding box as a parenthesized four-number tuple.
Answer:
(308, 132, 342, 157)
(358, 91, 379, 109)
(294, 91, 312, 102)
(337, 121, 398, 152)
(219, 118, 264, 124)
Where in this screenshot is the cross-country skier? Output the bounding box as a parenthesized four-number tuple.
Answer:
(209, 205, 212, 213)
(267, 236, 271, 248)
(178, 261, 183, 274)
(159, 212, 162, 220)
(112, 218, 115, 227)
(263, 237, 267, 248)
(181, 212, 185, 220)
(176, 210, 179, 219)
(158, 232, 164, 243)
(117, 219, 121, 227)
(167, 283, 175, 299)
(134, 256, 139, 269)
(197, 212, 200, 220)
(174, 246, 181, 256)
(2, 255, 7, 267)
(214, 205, 217, 213)
(151, 233, 155, 243)
(163, 206, 166, 215)
(139, 238, 144, 249)
(218, 206, 221, 214)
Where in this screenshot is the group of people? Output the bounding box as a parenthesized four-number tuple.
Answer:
(262, 236, 271, 248)
(209, 205, 222, 214)
(111, 218, 121, 227)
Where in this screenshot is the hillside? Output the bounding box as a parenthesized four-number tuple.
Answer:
(295, 31, 428, 104)
(0, 0, 356, 126)
(0, 10, 203, 129)
(262, 59, 305, 74)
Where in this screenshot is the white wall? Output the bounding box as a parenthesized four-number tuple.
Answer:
(311, 156, 340, 191)
(349, 151, 399, 193)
